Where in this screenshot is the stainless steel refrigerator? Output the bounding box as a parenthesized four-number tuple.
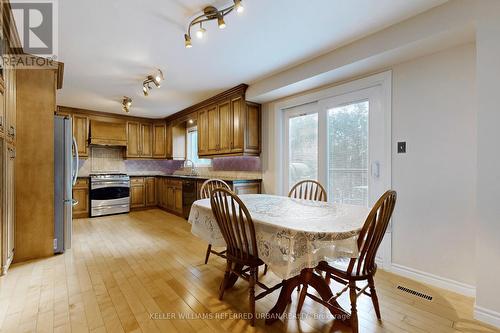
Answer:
(54, 116, 79, 254)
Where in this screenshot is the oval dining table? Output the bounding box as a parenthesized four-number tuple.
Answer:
(188, 194, 370, 325)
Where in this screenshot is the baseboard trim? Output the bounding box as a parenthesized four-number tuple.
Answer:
(474, 305, 500, 328)
(389, 263, 476, 297)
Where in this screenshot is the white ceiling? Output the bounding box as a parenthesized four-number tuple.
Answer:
(55, 0, 448, 118)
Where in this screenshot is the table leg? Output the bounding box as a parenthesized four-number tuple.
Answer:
(265, 268, 350, 325)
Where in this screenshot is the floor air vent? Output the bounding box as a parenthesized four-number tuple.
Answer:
(397, 285, 433, 301)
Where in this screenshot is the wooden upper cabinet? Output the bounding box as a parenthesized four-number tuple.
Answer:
(166, 85, 261, 158)
(197, 110, 208, 156)
(165, 123, 173, 158)
(231, 96, 244, 153)
(207, 104, 219, 154)
(153, 123, 167, 158)
(245, 103, 261, 153)
(73, 115, 89, 157)
(218, 100, 231, 153)
(126, 121, 141, 158)
(140, 123, 153, 158)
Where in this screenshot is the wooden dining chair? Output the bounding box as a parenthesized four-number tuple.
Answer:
(296, 190, 397, 333)
(210, 188, 281, 326)
(288, 180, 327, 202)
(289, 180, 328, 290)
(200, 179, 231, 264)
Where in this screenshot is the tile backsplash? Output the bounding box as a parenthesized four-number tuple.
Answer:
(77, 146, 261, 177)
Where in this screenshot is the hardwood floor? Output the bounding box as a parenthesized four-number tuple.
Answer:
(0, 209, 498, 333)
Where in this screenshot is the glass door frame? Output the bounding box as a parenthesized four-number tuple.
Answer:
(282, 102, 320, 194)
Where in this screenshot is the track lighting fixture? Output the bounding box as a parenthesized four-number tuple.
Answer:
(184, 0, 244, 48)
(142, 69, 164, 96)
(122, 96, 132, 113)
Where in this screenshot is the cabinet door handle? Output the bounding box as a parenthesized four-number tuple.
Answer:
(0, 115, 3, 127)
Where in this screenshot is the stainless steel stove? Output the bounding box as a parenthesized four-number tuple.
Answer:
(90, 174, 130, 217)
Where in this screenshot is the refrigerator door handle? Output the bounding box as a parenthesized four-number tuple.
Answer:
(72, 137, 79, 186)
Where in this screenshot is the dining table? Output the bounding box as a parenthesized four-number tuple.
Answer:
(188, 194, 371, 325)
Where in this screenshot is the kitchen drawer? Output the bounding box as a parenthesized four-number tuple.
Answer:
(167, 179, 182, 189)
(74, 178, 89, 188)
(130, 177, 145, 184)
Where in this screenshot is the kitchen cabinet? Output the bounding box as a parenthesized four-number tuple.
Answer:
(189, 86, 260, 158)
(166, 124, 173, 158)
(73, 178, 89, 218)
(126, 121, 157, 158)
(145, 177, 156, 206)
(130, 177, 146, 209)
(153, 123, 167, 158)
(73, 115, 89, 157)
(140, 123, 153, 158)
(207, 104, 219, 154)
(126, 122, 140, 157)
(232, 180, 261, 195)
(156, 177, 183, 216)
(15, 66, 62, 263)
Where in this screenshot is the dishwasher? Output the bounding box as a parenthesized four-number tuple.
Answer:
(182, 180, 198, 219)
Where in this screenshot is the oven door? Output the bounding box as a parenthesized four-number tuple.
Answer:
(90, 181, 130, 207)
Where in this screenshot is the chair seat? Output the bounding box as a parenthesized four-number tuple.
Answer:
(226, 253, 265, 268)
(317, 259, 377, 280)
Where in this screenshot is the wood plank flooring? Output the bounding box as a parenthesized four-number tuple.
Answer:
(0, 209, 498, 333)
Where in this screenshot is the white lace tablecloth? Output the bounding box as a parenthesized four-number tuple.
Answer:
(188, 194, 370, 280)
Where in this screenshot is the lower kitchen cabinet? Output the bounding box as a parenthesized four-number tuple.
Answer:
(156, 177, 183, 216)
(145, 177, 156, 206)
(73, 178, 89, 219)
(232, 181, 261, 195)
(130, 177, 146, 209)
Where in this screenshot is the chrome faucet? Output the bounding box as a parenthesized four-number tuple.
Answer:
(183, 159, 198, 176)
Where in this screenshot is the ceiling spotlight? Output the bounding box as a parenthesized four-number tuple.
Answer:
(142, 69, 164, 96)
(217, 15, 226, 29)
(154, 69, 164, 85)
(234, 0, 244, 13)
(122, 96, 132, 113)
(184, 1, 244, 47)
(196, 24, 206, 39)
(184, 34, 192, 48)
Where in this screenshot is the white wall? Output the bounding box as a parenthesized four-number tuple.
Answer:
(474, 0, 500, 326)
(261, 43, 478, 288)
(391, 43, 476, 286)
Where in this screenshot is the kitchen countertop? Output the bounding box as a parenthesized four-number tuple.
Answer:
(78, 173, 262, 182)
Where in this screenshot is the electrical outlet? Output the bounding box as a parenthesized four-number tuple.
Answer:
(397, 142, 406, 154)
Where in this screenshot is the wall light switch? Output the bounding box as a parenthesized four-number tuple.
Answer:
(397, 142, 406, 154)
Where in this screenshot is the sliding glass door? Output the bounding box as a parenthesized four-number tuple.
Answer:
(284, 86, 388, 207)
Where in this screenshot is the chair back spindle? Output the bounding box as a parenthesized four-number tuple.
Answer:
(200, 179, 231, 199)
(288, 180, 327, 202)
(210, 188, 259, 261)
(347, 190, 397, 276)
